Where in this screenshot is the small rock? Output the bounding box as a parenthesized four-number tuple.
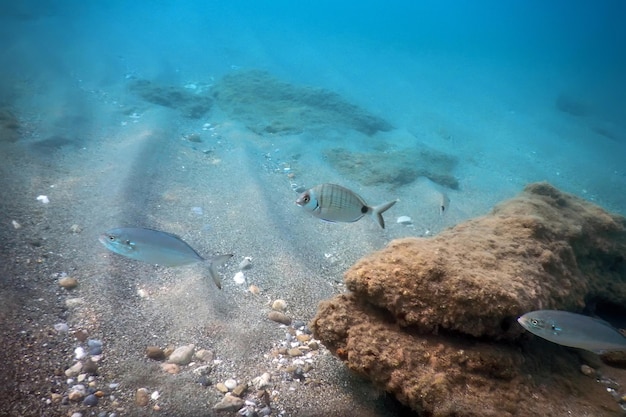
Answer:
(11, 220, 21, 229)
(135, 388, 150, 407)
(168, 344, 195, 365)
(74, 329, 89, 342)
(296, 334, 311, 343)
(581, 364, 596, 377)
(268, 311, 291, 325)
(213, 394, 245, 412)
(224, 378, 237, 390)
(161, 363, 180, 374)
(194, 348, 214, 363)
(287, 348, 303, 357)
(83, 359, 98, 375)
(215, 382, 229, 393)
(59, 276, 78, 289)
(271, 299, 287, 311)
(252, 373, 271, 390)
(65, 362, 83, 377)
(232, 383, 247, 397)
(146, 346, 165, 360)
(233, 271, 246, 285)
(308, 341, 319, 350)
(396, 215, 413, 225)
(65, 298, 84, 308)
(163, 346, 175, 360)
(292, 320, 305, 329)
(198, 375, 212, 387)
(50, 393, 62, 403)
(70, 413, 82, 417)
(83, 394, 98, 406)
(68, 385, 86, 402)
(54, 323, 69, 333)
(69, 224, 82, 233)
(248, 285, 261, 295)
(74, 347, 86, 360)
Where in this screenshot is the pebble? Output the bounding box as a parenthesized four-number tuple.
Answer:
(397, 215, 413, 225)
(308, 341, 319, 350)
(161, 363, 180, 374)
(65, 362, 83, 377)
(248, 285, 261, 295)
(135, 388, 150, 406)
(239, 257, 253, 270)
(83, 359, 98, 375)
(215, 382, 229, 393)
(233, 271, 246, 285)
(581, 364, 596, 377)
(296, 334, 311, 343)
(287, 348, 303, 357)
(268, 311, 291, 326)
(74, 347, 87, 360)
(54, 323, 69, 333)
(68, 385, 86, 402)
(146, 346, 165, 360)
(292, 320, 305, 329)
(70, 413, 82, 417)
(50, 393, 62, 403)
(168, 344, 195, 365)
(74, 329, 89, 342)
(70, 224, 82, 233)
(271, 299, 287, 311)
(194, 348, 214, 363)
(11, 220, 21, 229)
(252, 373, 271, 390)
(198, 375, 212, 387)
(224, 378, 238, 390)
(59, 276, 78, 289)
(65, 298, 84, 308)
(83, 394, 98, 406)
(232, 383, 247, 397)
(213, 394, 245, 412)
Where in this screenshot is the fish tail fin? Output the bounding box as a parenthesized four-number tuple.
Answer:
(371, 199, 398, 229)
(207, 254, 233, 290)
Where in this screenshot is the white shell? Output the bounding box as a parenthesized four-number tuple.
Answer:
(233, 271, 246, 285)
(36, 195, 50, 204)
(396, 216, 413, 225)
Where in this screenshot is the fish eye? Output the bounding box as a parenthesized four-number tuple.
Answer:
(303, 195, 310, 203)
(108, 235, 115, 241)
(530, 319, 539, 326)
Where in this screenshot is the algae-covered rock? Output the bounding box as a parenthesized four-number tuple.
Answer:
(311, 182, 626, 416)
(128, 79, 212, 119)
(324, 146, 458, 189)
(212, 70, 392, 136)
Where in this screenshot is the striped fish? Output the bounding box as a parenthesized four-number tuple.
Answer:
(295, 183, 397, 228)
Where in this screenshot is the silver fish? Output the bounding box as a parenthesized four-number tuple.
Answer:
(99, 227, 232, 289)
(295, 183, 397, 229)
(517, 310, 626, 354)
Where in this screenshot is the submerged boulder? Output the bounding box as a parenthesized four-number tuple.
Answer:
(311, 182, 626, 416)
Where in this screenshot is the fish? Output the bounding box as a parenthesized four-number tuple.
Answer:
(295, 183, 397, 228)
(517, 309, 626, 354)
(439, 192, 450, 216)
(99, 227, 232, 289)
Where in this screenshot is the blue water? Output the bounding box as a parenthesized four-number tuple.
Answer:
(2, 2, 626, 415)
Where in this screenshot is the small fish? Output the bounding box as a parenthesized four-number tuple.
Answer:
(296, 183, 397, 228)
(439, 192, 450, 216)
(99, 227, 232, 289)
(517, 310, 626, 354)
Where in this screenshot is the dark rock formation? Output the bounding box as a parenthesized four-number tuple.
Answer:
(311, 182, 626, 416)
(128, 79, 212, 119)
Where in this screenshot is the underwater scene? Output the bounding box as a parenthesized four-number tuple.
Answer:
(1, 1, 625, 416)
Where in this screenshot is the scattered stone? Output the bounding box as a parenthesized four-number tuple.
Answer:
(146, 346, 165, 360)
(581, 364, 596, 377)
(291, 320, 305, 329)
(215, 383, 229, 393)
(135, 388, 150, 407)
(74, 347, 86, 360)
(248, 285, 261, 295)
(213, 394, 245, 412)
(233, 271, 246, 285)
(83, 394, 98, 407)
(82, 359, 98, 375)
(194, 348, 214, 363)
(252, 373, 271, 390)
(198, 375, 212, 387)
(70, 413, 82, 417)
(268, 311, 291, 326)
(74, 329, 89, 342)
(54, 322, 69, 333)
(168, 344, 195, 365)
(65, 362, 83, 377)
(50, 393, 62, 403)
(59, 276, 78, 289)
(163, 346, 175, 358)
(70, 224, 82, 233)
(65, 298, 84, 308)
(287, 348, 303, 357)
(296, 334, 311, 343)
(232, 383, 248, 397)
(161, 363, 180, 374)
(224, 378, 237, 391)
(68, 385, 86, 402)
(272, 299, 288, 312)
(11, 220, 21, 229)
(307, 341, 319, 350)
(396, 215, 413, 225)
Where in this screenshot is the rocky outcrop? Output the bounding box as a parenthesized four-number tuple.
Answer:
(311, 182, 626, 416)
